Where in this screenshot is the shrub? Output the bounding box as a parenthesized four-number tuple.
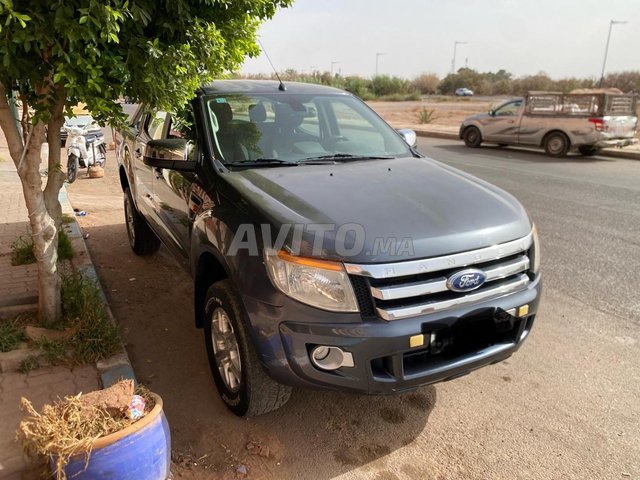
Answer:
(416, 107, 437, 124)
(412, 73, 440, 94)
(371, 75, 412, 97)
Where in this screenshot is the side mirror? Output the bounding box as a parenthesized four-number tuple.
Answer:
(143, 139, 196, 172)
(397, 129, 417, 148)
(488, 110, 495, 116)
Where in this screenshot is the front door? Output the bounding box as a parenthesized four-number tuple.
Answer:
(133, 111, 168, 230)
(482, 100, 523, 144)
(151, 110, 198, 267)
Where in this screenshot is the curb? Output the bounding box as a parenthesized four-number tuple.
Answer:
(413, 129, 640, 160)
(58, 185, 137, 388)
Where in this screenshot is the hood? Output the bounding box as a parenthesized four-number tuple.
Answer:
(464, 112, 491, 123)
(221, 157, 531, 263)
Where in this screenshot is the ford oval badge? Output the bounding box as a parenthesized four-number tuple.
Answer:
(447, 269, 487, 293)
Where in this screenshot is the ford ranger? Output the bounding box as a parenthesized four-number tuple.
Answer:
(116, 80, 542, 416)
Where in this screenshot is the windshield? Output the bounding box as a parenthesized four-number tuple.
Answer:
(203, 92, 412, 165)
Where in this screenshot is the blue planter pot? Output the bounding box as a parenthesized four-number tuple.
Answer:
(54, 393, 171, 480)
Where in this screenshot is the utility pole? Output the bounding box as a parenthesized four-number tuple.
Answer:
(331, 61, 340, 77)
(375, 52, 386, 77)
(451, 41, 467, 74)
(599, 19, 627, 87)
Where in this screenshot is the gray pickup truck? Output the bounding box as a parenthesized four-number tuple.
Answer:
(116, 80, 542, 416)
(460, 91, 638, 157)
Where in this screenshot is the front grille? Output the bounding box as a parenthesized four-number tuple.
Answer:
(346, 233, 533, 321)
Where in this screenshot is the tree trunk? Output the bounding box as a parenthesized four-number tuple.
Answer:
(44, 90, 66, 230)
(17, 121, 61, 324)
(0, 84, 61, 324)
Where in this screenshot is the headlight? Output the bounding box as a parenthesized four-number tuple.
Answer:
(530, 223, 541, 275)
(264, 249, 359, 312)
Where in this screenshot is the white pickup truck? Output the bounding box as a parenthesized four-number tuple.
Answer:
(460, 91, 638, 157)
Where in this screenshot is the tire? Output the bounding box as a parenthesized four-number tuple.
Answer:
(463, 126, 482, 148)
(66, 154, 79, 184)
(578, 145, 600, 157)
(204, 280, 291, 417)
(123, 187, 161, 255)
(544, 132, 570, 157)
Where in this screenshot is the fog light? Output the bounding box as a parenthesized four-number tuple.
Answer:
(310, 346, 354, 370)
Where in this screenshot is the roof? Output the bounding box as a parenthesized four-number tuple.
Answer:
(199, 80, 349, 96)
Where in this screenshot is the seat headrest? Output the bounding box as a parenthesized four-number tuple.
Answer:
(275, 103, 304, 130)
(211, 101, 233, 126)
(249, 103, 267, 123)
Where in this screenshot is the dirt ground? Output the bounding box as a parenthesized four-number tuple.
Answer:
(368, 97, 494, 130)
(63, 103, 639, 480)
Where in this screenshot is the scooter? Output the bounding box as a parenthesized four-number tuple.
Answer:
(65, 126, 107, 183)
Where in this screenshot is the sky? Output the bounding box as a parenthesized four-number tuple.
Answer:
(241, 0, 640, 80)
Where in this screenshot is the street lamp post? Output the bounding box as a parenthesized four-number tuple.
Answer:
(375, 52, 386, 77)
(451, 41, 467, 74)
(331, 61, 340, 77)
(599, 19, 627, 87)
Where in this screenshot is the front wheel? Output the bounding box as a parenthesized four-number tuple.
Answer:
(123, 187, 161, 255)
(578, 145, 600, 157)
(544, 132, 570, 157)
(463, 126, 482, 148)
(66, 154, 79, 183)
(204, 280, 291, 417)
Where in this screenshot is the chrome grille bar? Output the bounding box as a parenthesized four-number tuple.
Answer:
(376, 274, 530, 321)
(371, 255, 530, 301)
(345, 232, 533, 279)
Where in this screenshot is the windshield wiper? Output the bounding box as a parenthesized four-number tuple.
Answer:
(300, 153, 395, 163)
(225, 158, 299, 168)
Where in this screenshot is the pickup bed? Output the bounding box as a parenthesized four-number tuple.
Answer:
(116, 80, 542, 416)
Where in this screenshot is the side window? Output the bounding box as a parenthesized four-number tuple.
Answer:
(297, 102, 320, 137)
(329, 99, 385, 151)
(146, 111, 168, 139)
(168, 106, 197, 141)
(495, 101, 522, 116)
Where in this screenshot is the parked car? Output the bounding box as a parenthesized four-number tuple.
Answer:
(116, 80, 541, 417)
(459, 91, 638, 156)
(455, 87, 474, 97)
(60, 115, 103, 147)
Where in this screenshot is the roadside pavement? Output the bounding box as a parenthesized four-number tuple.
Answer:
(0, 158, 103, 479)
(0, 129, 125, 479)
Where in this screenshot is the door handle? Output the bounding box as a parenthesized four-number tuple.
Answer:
(134, 148, 142, 158)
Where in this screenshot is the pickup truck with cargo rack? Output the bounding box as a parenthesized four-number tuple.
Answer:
(460, 91, 638, 157)
(116, 80, 542, 416)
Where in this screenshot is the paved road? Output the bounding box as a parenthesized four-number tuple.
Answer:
(416, 138, 640, 325)
(67, 136, 640, 480)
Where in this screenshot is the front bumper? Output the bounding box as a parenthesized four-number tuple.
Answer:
(249, 275, 541, 394)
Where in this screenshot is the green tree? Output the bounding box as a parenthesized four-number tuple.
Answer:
(0, 0, 291, 323)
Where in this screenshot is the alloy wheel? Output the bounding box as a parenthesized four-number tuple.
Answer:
(210, 307, 242, 392)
